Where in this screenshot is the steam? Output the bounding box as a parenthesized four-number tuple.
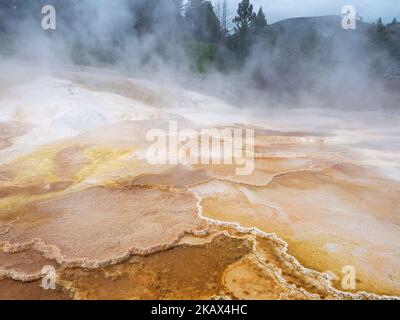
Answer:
(0, 0, 399, 110)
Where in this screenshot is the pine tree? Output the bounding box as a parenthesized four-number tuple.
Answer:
(253, 7, 267, 35)
(174, 0, 184, 19)
(233, 0, 256, 34)
(185, 0, 221, 43)
(222, 0, 229, 35)
(215, 0, 222, 23)
(215, 0, 230, 37)
(389, 18, 398, 26)
(376, 17, 385, 32)
(231, 0, 256, 61)
(129, 0, 158, 36)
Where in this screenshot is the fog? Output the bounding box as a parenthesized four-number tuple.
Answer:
(0, 0, 399, 110)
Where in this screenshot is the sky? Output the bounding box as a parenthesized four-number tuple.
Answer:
(226, 0, 400, 24)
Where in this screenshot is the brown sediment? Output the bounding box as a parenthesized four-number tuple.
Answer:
(0, 279, 70, 300)
(195, 157, 316, 187)
(0, 182, 73, 198)
(0, 122, 31, 150)
(56, 230, 340, 300)
(252, 235, 339, 299)
(217, 125, 329, 139)
(67, 73, 172, 108)
(0, 186, 206, 267)
(53, 145, 90, 180)
(0, 166, 15, 181)
(57, 234, 251, 300)
(131, 165, 212, 189)
(0, 224, 384, 300)
(187, 128, 400, 297)
(195, 161, 400, 297)
(0, 248, 59, 281)
(222, 255, 309, 300)
(1, 124, 399, 299)
(0, 212, 346, 301)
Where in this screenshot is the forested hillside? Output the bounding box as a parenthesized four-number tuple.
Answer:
(1, 0, 399, 94)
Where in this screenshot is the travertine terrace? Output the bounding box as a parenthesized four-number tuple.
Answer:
(0, 64, 399, 299)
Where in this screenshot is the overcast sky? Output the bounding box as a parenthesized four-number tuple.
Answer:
(226, 0, 400, 24)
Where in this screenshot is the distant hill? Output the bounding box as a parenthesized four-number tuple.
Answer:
(241, 15, 400, 99)
(268, 15, 374, 60)
(270, 15, 372, 33)
(264, 15, 400, 77)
